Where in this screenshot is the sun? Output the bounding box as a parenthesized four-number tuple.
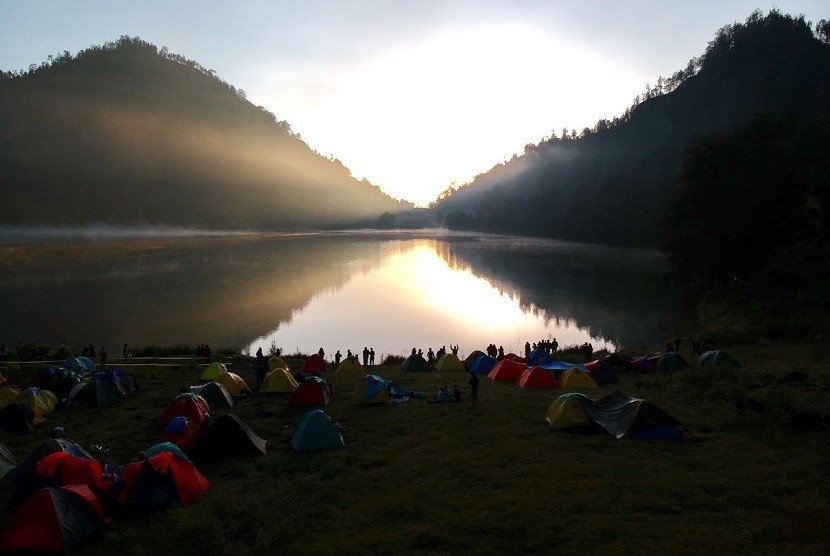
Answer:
(262, 24, 642, 206)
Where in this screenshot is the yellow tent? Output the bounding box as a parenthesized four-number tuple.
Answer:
(435, 354, 465, 372)
(0, 387, 46, 424)
(18, 388, 59, 415)
(214, 371, 251, 397)
(268, 356, 288, 371)
(0, 387, 21, 408)
(558, 368, 598, 390)
(260, 368, 299, 393)
(546, 394, 592, 429)
(336, 358, 363, 373)
(200, 362, 228, 381)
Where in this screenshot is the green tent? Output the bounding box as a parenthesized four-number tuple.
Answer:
(401, 354, 430, 372)
(698, 350, 741, 367)
(291, 410, 345, 452)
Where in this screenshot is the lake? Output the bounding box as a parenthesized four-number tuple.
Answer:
(0, 229, 681, 360)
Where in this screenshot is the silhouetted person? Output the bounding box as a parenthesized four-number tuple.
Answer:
(497, 346, 504, 360)
(427, 348, 435, 365)
(362, 347, 369, 366)
(122, 343, 130, 362)
(524, 342, 531, 358)
(99, 346, 107, 370)
(451, 344, 459, 356)
(469, 372, 480, 408)
(255, 347, 267, 391)
(318, 347, 325, 358)
(552, 338, 558, 354)
(369, 348, 375, 365)
(674, 336, 683, 352)
(335, 350, 342, 367)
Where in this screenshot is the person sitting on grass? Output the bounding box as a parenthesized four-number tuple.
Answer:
(430, 385, 452, 403)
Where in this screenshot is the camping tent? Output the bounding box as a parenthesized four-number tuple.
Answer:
(200, 362, 228, 381)
(15, 439, 95, 483)
(401, 354, 431, 372)
(518, 367, 558, 389)
(289, 377, 332, 407)
(195, 414, 267, 459)
(259, 368, 299, 393)
(291, 410, 345, 452)
(0, 403, 35, 434)
(353, 374, 392, 405)
(0, 485, 106, 553)
(0, 442, 16, 480)
(469, 355, 496, 375)
(435, 354, 465, 372)
(144, 442, 190, 461)
(656, 352, 689, 371)
(546, 393, 593, 429)
(14, 452, 105, 507)
(17, 387, 59, 416)
(587, 361, 620, 384)
(463, 350, 486, 368)
(66, 380, 126, 408)
(303, 354, 328, 373)
(529, 348, 551, 366)
(163, 416, 199, 451)
(214, 371, 251, 397)
(28, 367, 81, 399)
(158, 394, 210, 429)
(118, 451, 210, 508)
(488, 359, 528, 382)
(268, 356, 289, 371)
(698, 350, 741, 367)
(561, 390, 681, 439)
(189, 382, 234, 409)
(335, 358, 363, 373)
(557, 368, 598, 390)
(60, 356, 96, 376)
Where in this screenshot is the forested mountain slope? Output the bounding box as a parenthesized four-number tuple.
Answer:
(433, 12, 830, 247)
(0, 37, 410, 229)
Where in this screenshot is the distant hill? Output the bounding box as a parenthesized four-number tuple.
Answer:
(0, 36, 410, 229)
(432, 11, 830, 247)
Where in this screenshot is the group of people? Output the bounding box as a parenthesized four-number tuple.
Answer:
(410, 344, 459, 365)
(332, 347, 376, 367)
(525, 338, 559, 358)
(195, 344, 213, 362)
(81, 343, 109, 370)
(432, 383, 462, 403)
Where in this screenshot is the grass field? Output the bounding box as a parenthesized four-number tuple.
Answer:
(1, 341, 829, 556)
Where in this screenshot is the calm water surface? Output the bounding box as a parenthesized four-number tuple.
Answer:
(0, 230, 680, 359)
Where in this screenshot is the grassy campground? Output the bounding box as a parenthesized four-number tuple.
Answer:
(1, 341, 829, 556)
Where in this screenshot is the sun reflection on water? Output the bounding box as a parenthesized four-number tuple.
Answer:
(249, 241, 609, 358)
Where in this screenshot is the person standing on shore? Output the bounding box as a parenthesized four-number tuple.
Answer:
(469, 372, 480, 408)
(255, 347, 267, 391)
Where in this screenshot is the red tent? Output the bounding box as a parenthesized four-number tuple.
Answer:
(303, 354, 328, 373)
(118, 451, 210, 508)
(289, 378, 332, 407)
(518, 367, 558, 389)
(488, 359, 528, 382)
(158, 394, 210, 430)
(0, 484, 106, 553)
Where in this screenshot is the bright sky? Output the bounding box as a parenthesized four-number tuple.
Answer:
(1, 1, 826, 206)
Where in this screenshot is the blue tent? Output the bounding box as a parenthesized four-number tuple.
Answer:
(539, 360, 589, 373)
(529, 348, 550, 365)
(61, 357, 96, 376)
(144, 442, 190, 461)
(469, 355, 496, 375)
(291, 410, 345, 452)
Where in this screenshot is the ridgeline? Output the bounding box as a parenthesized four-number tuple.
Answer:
(0, 37, 411, 230)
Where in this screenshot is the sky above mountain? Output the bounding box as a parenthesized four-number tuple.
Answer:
(1, 1, 826, 206)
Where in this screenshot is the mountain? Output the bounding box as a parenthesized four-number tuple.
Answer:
(0, 36, 410, 229)
(432, 11, 830, 248)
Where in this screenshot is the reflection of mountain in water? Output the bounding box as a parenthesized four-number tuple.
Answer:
(433, 235, 681, 349)
(0, 233, 396, 350)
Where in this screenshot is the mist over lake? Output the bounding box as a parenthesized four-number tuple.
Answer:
(0, 229, 680, 357)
